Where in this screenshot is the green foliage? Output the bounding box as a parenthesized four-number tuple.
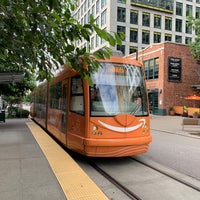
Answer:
(0, 71, 36, 100)
(183, 105, 188, 112)
(187, 16, 200, 60)
(7, 106, 29, 118)
(193, 109, 199, 114)
(169, 106, 174, 111)
(0, 0, 122, 84)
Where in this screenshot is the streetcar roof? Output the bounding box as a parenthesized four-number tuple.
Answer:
(97, 56, 142, 67)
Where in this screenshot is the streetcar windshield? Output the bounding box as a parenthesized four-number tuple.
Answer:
(90, 62, 148, 116)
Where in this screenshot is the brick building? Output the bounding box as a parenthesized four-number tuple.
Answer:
(126, 42, 200, 115)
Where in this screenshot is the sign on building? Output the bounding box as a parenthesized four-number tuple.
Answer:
(168, 57, 182, 82)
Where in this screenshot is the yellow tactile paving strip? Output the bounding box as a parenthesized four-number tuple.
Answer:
(27, 122, 108, 200)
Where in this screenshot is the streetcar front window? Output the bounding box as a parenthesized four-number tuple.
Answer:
(90, 62, 148, 116)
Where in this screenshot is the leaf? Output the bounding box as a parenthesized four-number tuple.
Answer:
(65, 45, 74, 53)
(106, 33, 116, 46)
(114, 32, 122, 45)
(81, 28, 90, 41)
(93, 51, 104, 60)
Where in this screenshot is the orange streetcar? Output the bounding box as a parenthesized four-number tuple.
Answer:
(30, 56, 152, 157)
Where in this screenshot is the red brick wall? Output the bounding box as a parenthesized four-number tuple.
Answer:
(126, 42, 200, 114)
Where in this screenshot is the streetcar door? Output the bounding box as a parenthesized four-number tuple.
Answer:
(148, 90, 158, 114)
(61, 80, 68, 134)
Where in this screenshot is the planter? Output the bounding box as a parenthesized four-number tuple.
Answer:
(193, 113, 199, 118)
(182, 112, 188, 117)
(169, 110, 175, 116)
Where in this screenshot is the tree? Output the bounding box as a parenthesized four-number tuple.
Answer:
(187, 16, 200, 61)
(187, 16, 200, 82)
(0, 0, 122, 85)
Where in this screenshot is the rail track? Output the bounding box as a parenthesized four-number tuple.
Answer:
(80, 156, 200, 200)
(87, 159, 142, 200)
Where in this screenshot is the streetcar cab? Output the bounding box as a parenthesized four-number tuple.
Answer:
(85, 58, 152, 157)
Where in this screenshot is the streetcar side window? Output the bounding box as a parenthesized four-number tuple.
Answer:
(35, 86, 46, 119)
(70, 76, 84, 115)
(49, 82, 62, 109)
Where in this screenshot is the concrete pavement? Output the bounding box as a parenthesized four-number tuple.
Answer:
(0, 118, 66, 200)
(150, 115, 200, 138)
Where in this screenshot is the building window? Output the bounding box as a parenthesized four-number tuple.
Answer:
(154, 32, 161, 43)
(91, 5, 95, 16)
(117, 25, 126, 41)
(165, 34, 172, 41)
(144, 58, 159, 80)
(176, 19, 182, 32)
(117, 7, 126, 22)
(96, 34, 100, 47)
(84, 14, 87, 24)
(118, 0, 125, 3)
(197, 0, 200, 4)
(142, 12, 150, 27)
(101, 10, 107, 26)
(96, 0, 100, 14)
(186, 22, 192, 34)
(130, 10, 138, 24)
(165, 17, 172, 31)
(186, 4, 193, 16)
(130, 28, 138, 43)
(154, 15, 161, 29)
(185, 37, 192, 44)
(117, 45, 125, 55)
(196, 7, 200, 18)
(101, 0, 106, 8)
(87, 11, 90, 23)
(175, 35, 182, 43)
(142, 30, 150, 44)
(87, 0, 90, 8)
(129, 46, 137, 54)
(83, 1, 86, 12)
(176, 2, 183, 16)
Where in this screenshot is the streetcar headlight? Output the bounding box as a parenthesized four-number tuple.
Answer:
(92, 126, 102, 136)
(92, 126, 98, 135)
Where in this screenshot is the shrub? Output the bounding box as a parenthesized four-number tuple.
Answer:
(7, 106, 29, 118)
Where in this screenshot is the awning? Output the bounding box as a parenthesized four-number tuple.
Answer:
(184, 95, 200, 107)
(185, 95, 200, 100)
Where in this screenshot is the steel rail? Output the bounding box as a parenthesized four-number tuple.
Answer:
(131, 157, 200, 192)
(87, 159, 142, 200)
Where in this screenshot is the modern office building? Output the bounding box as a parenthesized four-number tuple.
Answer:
(73, 0, 199, 56)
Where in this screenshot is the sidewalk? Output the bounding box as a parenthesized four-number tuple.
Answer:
(150, 115, 200, 138)
(0, 119, 66, 200)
